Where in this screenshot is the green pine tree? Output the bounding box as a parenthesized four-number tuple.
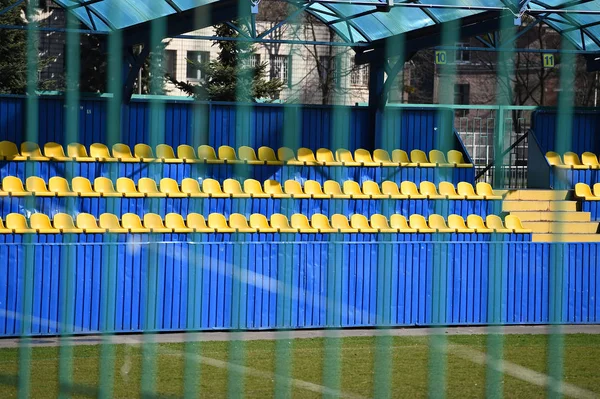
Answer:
(169, 23, 283, 102)
(0, 0, 29, 93)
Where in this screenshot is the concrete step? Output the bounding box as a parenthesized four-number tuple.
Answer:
(502, 201, 577, 212)
(503, 190, 570, 201)
(533, 233, 600, 243)
(522, 221, 599, 234)
(509, 211, 591, 222)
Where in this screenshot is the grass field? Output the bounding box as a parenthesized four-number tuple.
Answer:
(0, 333, 598, 398)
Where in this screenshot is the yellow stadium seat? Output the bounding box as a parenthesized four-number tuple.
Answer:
(350, 214, 377, 233)
(203, 178, 228, 198)
(575, 182, 594, 200)
(485, 215, 511, 233)
(122, 213, 149, 233)
(186, 213, 213, 232)
(336, 148, 359, 166)
(316, 148, 340, 165)
(94, 177, 122, 198)
(143, 213, 172, 233)
(264, 180, 289, 198)
(428, 214, 454, 233)
(6, 213, 33, 233)
(438, 182, 463, 200)
(138, 177, 165, 198)
(91, 143, 116, 161)
(238, 146, 261, 164)
(419, 181, 443, 199)
(2, 176, 30, 196)
(116, 177, 144, 198)
(448, 150, 472, 167)
(76, 213, 106, 233)
(0, 217, 11, 234)
(563, 151, 587, 169)
(223, 178, 250, 198)
(476, 182, 502, 200)
(311, 214, 337, 233)
(134, 144, 155, 161)
(284, 180, 309, 198)
(594, 183, 600, 198)
(370, 214, 398, 233)
(343, 180, 368, 199)
(331, 214, 357, 233)
(49, 177, 77, 197)
(373, 149, 396, 166)
(582, 152, 600, 169)
(466, 214, 493, 233)
(156, 144, 181, 163)
(429, 150, 447, 165)
(505, 215, 532, 233)
(165, 213, 193, 233)
(249, 213, 277, 233)
(457, 182, 483, 199)
(0, 141, 24, 161)
(67, 143, 93, 161)
(21, 142, 48, 161)
(447, 214, 473, 233)
(278, 147, 301, 165)
(354, 149, 376, 166)
(400, 181, 425, 199)
(381, 181, 407, 199)
(229, 213, 256, 233)
(391, 214, 416, 232)
(111, 143, 136, 162)
(409, 214, 435, 233)
(177, 145, 199, 163)
(243, 179, 270, 198)
(25, 176, 53, 197)
(44, 142, 69, 161)
(197, 145, 219, 163)
(545, 151, 566, 167)
(53, 213, 82, 233)
(297, 147, 318, 165)
(270, 213, 297, 233)
(258, 146, 282, 165)
(99, 213, 127, 233)
(181, 178, 205, 197)
(362, 181, 388, 199)
(304, 180, 330, 199)
(410, 150, 434, 166)
(208, 213, 235, 233)
(392, 149, 409, 164)
(323, 180, 350, 199)
(30, 213, 57, 233)
(72, 177, 100, 197)
(160, 178, 187, 198)
(291, 214, 315, 233)
(218, 145, 239, 163)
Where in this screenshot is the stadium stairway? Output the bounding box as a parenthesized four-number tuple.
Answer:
(502, 190, 600, 242)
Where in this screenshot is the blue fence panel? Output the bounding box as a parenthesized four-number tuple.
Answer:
(533, 109, 600, 154)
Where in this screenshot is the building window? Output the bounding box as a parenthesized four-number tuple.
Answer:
(250, 54, 260, 68)
(164, 50, 176, 78)
(270, 54, 291, 87)
(350, 57, 369, 86)
(186, 51, 210, 81)
(454, 83, 470, 105)
(455, 42, 471, 63)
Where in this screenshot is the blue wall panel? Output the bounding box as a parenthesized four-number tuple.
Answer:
(533, 109, 600, 154)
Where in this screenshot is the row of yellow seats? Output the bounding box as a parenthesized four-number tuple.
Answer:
(546, 151, 600, 169)
(574, 183, 600, 200)
(0, 141, 471, 167)
(0, 212, 529, 234)
(1, 176, 501, 200)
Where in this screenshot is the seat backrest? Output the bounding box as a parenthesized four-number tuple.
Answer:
(409, 214, 429, 229)
(457, 182, 477, 197)
(54, 213, 77, 230)
(44, 142, 66, 158)
(91, 143, 113, 159)
(278, 147, 297, 162)
(258, 146, 277, 162)
(505, 215, 526, 230)
(21, 142, 43, 158)
(187, 213, 209, 229)
(466, 214, 486, 229)
(545, 151, 563, 166)
(99, 213, 122, 230)
(428, 214, 448, 230)
(373, 149, 391, 163)
(447, 150, 465, 164)
(116, 177, 138, 194)
(323, 180, 344, 196)
(563, 151, 583, 166)
(593, 183, 600, 197)
(316, 148, 336, 164)
(0, 141, 20, 158)
(122, 213, 144, 230)
(297, 147, 317, 163)
(72, 177, 94, 194)
(354, 149, 373, 163)
(177, 144, 197, 160)
(218, 145, 237, 161)
(284, 180, 304, 195)
(411, 149, 429, 163)
(249, 214, 270, 230)
(223, 179, 244, 195)
(165, 213, 186, 230)
(362, 181, 382, 196)
(575, 183, 594, 198)
(4, 176, 26, 193)
(485, 215, 505, 230)
(429, 150, 447, 164)
(134, 144, 154, 159)
(6, 213, 29, 230)
(392, 149, 409, 163)
(156, 144, 176, 159)
(391, 214, 411, 230)
(476, 182, 495, 197)
(371, 214, 391, 230)
(291, 214, 311, 229)
(243, 179, 265, 195)
(181, 178, 202, 195)
(304, 180, 325, 196)
(77, 213, 100, 230)
(197, 145, 217, 161)
(238, 146, 258, 161)
(311, 214, 333, 230)
(419, 181, 439, 196)
(49, 176, 72, 194)
(448, 214, 468, 230)
(350, 214, 371, 230)
(335, 148, 354, 163)
(160, 178, 182, 195)
(138, 177, 160, 194)
(111, 143, 134, 159)
(582, 152, 599, 166)
(343, 180, 363, 195)
(67, 143, 88, 158)
(229, 213, 251, 230)
(144, 213, 166, 230)
(208, 213, 229, 230)
(202, 178, 224, 195)
(381, 181, 401, 196)
(400, 181, 420, 196)
(438, 181, 458, 196)
(94, 177, 117, 194)
(25, 176, 48, 193)
(331, 214, 351, 229)
(264, 180, 285, 195)
(30, 213, 54, 231)
(271, 213, 292, 230)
